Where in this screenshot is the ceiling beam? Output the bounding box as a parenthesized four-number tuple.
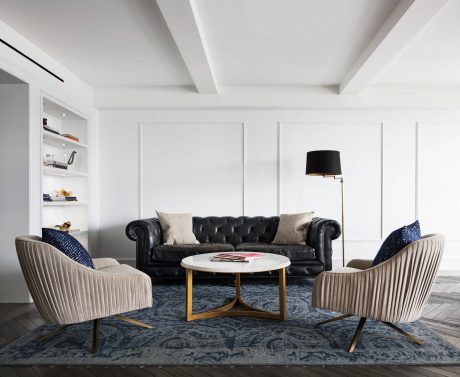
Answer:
(157, 0, 218, 94)
(339, 0, 450, 94)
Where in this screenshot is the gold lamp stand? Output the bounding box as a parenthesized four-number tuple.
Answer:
(331, 176, 345, 267)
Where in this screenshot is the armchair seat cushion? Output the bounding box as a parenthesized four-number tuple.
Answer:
(235, 242, 316, 261)
(150, 243, 234, 263)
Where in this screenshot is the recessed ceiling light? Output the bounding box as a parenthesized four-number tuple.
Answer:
(61, 143, 66, 146)
(61, 113, 67, 117)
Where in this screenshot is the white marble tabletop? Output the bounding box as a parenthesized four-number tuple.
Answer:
(181, 252, 291, 274)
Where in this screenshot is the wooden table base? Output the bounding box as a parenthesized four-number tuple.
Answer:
(185, 268, 287, 321)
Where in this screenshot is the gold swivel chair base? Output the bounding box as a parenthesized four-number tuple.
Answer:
(317, 314, 424, 353)
(39, 314, 153, 354)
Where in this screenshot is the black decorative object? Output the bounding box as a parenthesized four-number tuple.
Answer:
(67, 151, 77, 166)
(306, 150, 345, 267)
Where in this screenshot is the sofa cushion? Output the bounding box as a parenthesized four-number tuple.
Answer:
(151, 243, 234, 263)
(156, 211, 199, 245)
(272, 212, 314, 245)
(235, 243, 316, 261)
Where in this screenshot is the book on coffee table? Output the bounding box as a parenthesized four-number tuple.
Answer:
(211, 252, 264, 262)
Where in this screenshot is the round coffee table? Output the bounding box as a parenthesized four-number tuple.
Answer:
(181, 252, 291, 321)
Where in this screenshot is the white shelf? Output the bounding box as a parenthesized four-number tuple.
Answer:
(72, 229, 88, 235)
(43, 201, 88, 207)
(44, 227, 88, 235)
(42, 130, 88, 149)
(43, 166, 88, 177)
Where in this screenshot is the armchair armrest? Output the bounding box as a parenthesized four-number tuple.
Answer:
(307, 217, 341, 271)
(92, 258, 119, 270)
(346, 259, 373, 270)
(126, 218, 162, 271)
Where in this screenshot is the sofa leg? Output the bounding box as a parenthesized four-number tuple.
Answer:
(92, 319, 100, 354)
(382, 321, 424, 345)
(317, 314, 353, 326)
(348, 317, 367, 353)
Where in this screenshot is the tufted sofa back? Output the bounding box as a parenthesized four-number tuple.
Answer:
(192, 216, 280, 245)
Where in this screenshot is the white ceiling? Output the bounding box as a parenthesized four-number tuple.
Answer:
(197, 0, 399, 86)
(0, 0, 458, 89)
(373, 0, 460, 85)
(0, 0, 193, 86)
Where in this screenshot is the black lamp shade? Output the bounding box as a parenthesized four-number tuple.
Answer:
(306, 150, 342, 176)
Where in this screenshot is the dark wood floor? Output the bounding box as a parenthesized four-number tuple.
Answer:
(0, 275, 459, 377)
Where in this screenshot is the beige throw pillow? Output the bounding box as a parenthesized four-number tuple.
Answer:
(272, 212, 314, 245)
(156, 211, 200, 245)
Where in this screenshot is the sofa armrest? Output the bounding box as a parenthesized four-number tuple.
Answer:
(307, 217, 341, 271)
(126, 218, 162, 271)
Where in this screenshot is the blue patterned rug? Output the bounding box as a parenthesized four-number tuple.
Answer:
(0, 281, 459, 366)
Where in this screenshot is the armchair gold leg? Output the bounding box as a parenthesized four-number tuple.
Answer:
(382, 321, 424, 346)
(317, 314, 353, 326)
(39, 324, 71, 341)
(348, 317, 367, 353)
(92, 319, 100, 354)
(114, 314, 153, 329)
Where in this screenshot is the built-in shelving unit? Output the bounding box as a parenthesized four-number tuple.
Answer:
(41, 96, 90, 249)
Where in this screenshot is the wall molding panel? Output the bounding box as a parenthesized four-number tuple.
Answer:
(277, 121, 383, 242)
(138, 122, 247, 219)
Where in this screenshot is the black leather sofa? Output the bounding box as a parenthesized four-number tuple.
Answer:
(126, 216, 341, 279)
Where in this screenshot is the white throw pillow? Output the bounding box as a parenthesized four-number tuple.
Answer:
(272, 212, 314, 245)
(156, 211, 200, 245)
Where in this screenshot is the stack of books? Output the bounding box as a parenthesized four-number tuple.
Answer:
(211, 252, 264, 262)
(43, 194, 78, 202)
(42, 126, 80, 142)
(62, 133, 80, 142)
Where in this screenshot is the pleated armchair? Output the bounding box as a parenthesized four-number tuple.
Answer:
(312, 234, 444, 352)
(15, 236, 153, 353)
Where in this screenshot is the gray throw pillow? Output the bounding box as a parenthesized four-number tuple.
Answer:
(272, 212, 314, 245)
(156, 211, 200, 245)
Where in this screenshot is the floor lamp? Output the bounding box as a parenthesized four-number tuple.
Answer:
(306, 150, 345, 267)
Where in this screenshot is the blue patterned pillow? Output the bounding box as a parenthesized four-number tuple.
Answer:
(372, 221, 421, 266)
(42, 228, 95, 269)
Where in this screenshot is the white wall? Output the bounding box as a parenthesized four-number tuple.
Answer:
(0, 83, 30, 302)
(0, 21, 98, 302)
(98, 109, 460, 271)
